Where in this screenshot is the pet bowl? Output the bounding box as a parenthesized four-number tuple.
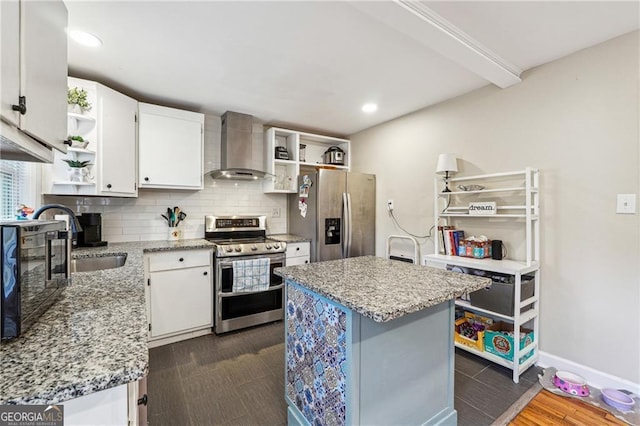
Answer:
(601, 388, 634, 411)
(553, 371, 590, 396)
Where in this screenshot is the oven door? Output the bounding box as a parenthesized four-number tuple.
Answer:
(215, 252, 284, 333)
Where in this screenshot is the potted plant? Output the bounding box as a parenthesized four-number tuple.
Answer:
(67, 87, 92, 114)
(63, 159, 92, 182)
(67, 135, 89, 149)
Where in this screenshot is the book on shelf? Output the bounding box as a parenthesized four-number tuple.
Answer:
(453, 230, 465, 255)
(438, 225, 454, 254)
(440, 227, 465, 256)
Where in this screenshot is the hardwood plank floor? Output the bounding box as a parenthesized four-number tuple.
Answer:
(509, 390, 626, 426)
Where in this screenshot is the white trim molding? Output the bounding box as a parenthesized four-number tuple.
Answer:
(349, 0, 522, 88)
(538, 351, 640, 395)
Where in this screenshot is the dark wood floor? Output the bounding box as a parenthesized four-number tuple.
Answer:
(148, 321, 541, 425)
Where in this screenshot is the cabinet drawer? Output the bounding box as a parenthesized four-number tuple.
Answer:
(286, 256, 309, 266)
(148, 249, 211, 272)
(286, 242, 310, 258)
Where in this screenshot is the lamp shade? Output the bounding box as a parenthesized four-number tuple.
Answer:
(436, 154, 458, 175)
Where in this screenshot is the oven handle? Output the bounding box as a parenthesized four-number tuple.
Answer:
(217, 254, 285, 267)
(219, 283, 284, 297)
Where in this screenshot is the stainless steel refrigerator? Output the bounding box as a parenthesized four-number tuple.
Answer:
(288, 169, 375, 262)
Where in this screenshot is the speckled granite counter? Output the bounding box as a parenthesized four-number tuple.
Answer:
(268, 233, 311, 243)
(0, 239, 214, 405)
(275, 255, 490, 322)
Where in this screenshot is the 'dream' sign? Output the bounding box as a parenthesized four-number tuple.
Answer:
(468, 202, 497, 215)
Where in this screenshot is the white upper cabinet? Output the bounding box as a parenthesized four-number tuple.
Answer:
(97, 83, 138, 197)
(42, 78, 138, 197)
(0, 0, 68, 153)
(138, 103, 204, 190)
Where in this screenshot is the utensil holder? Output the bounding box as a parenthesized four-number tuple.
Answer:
(168, 228, 182, 241)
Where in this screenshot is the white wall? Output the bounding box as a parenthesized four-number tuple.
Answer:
(350, 31, 640, 384)
(43, 114, 288, 241)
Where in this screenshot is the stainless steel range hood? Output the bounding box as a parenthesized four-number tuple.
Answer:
(210, 111, 268, 180)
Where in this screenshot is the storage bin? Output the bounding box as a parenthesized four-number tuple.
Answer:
(484, 321, 534, 364)
(454, 312, 493, 352)
(469, 276, 535, 316)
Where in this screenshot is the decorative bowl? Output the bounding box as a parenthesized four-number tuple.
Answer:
(601, 388, 635, 411)
(458, 185, 485, 191)
(553, 371, 590, 396)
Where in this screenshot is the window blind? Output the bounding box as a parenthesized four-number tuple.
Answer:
(0, 160, 28, 220)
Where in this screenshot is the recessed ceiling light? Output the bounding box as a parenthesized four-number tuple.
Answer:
(69, 29, 102, 47)
(362, 103, 378, 113)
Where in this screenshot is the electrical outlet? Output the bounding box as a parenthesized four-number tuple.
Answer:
(387, 199, 394, 211)
(272, 207, 281, 218)
(616, 194, 636, 214)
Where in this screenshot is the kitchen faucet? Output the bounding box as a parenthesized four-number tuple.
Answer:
(33, 204, 83, 247)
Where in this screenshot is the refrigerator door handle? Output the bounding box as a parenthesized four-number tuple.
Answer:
(346, 192, 353, 258)
(342, 192, 349, 258)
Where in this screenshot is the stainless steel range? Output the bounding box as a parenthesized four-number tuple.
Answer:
(205, 215, 286, 334)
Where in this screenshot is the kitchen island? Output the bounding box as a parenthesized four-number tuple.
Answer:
(275, 256, 491, 426)
(0, 240, 214, 412)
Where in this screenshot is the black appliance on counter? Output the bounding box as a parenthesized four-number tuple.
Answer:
(1, 220, 71, 340)
(77, 213, 107, 247)
(205, 215, 286, 334)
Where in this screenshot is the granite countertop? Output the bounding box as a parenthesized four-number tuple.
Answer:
(0, 239, 214, 405)
(268, 233, 311, 243)
(275, 256, 491, 323)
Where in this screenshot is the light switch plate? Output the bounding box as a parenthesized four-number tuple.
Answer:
(616, 194, 636, 214)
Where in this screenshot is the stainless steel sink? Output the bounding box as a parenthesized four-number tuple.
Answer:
(71, 254, 127, 273)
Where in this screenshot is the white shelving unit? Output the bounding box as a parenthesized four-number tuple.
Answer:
(424, 167, 540, 383)
(263, 127, 350, 193)
(43, 77, 139, 197)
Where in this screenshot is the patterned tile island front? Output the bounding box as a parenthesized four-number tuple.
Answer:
(0, 239, 214, 406)
(275, 256, 491, 426)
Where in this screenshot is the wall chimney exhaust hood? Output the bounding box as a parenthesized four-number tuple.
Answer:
(210, 111, 268, 180)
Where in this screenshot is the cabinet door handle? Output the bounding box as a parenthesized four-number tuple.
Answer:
(144, 177, 149, 182)
(63, 139, 72, 146)
(203, 271, 208, 276)
(137, 394, 148, 406)
(12, 96, 26, 115)
(296, 247, 300, 251)
(106, 184, 112, 189)
(179, 257, 184, 262)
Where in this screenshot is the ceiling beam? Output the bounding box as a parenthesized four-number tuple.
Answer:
(350, 0, 522, 88)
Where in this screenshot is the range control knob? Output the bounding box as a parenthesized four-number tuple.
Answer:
(234, 246, 242, 252)
(251, 245, 258, 251)
(265, 244, 272, 250)
(225, 247, 233, 253)
(273, 243, 280, 250)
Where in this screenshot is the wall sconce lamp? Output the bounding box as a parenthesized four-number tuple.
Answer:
(436, 154, 458, 193)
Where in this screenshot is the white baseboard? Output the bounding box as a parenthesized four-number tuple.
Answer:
(148, 327, 212, 348)
(538, 351, 640, 395)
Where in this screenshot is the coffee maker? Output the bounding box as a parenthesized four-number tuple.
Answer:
(77, 213, 107, 247)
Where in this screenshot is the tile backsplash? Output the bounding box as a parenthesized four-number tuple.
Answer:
(43, 114, 288, 242)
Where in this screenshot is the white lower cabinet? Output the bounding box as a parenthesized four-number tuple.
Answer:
(63, 378, 146, 426)
(145, 249, 213, 345)
(285, 242, 310, 266)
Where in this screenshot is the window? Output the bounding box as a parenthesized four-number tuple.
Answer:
(0, 160, 36, 220)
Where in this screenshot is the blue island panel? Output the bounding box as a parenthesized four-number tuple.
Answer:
(286, 281, 348, 425)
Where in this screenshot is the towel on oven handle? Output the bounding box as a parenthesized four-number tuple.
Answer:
(232, 258, 271, 293)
